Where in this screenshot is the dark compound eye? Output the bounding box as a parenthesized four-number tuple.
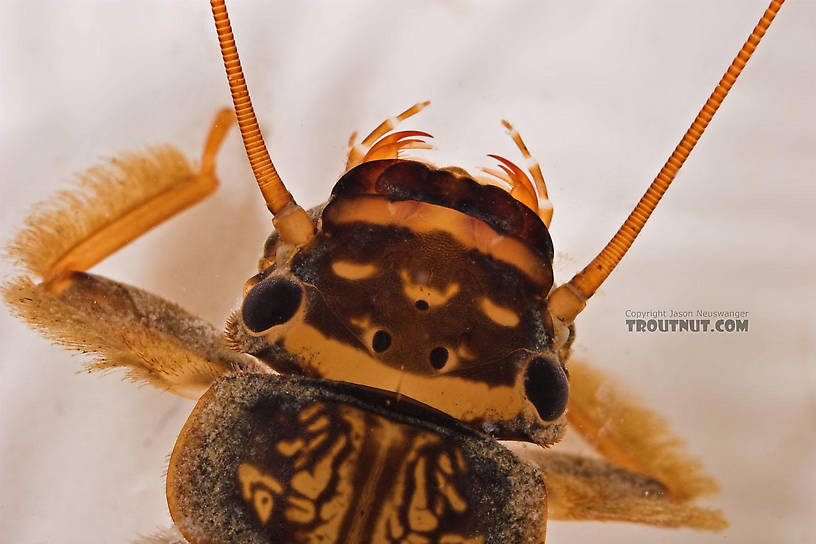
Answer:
(241, 276, 302, 333)
(415, 299, 429, 311)
(372, 330, 391, 352)
(524, 357, 569, 421)
(429, 347, 449, 370)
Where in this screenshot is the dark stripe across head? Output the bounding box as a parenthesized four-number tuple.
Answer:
(329, 159, 554, 264)
(322, 159, 554, 291)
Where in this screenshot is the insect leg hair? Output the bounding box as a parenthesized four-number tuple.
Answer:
(1, 110, 271, 397)
(3, 272, 264, 399)
(131, 527, 188, 544)
(563, 361, 720, 502)
(507, 447, 727, 531)
(5, 109, 234, 284)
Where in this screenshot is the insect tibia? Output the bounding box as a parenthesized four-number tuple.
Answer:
(5, 147, 196, 281)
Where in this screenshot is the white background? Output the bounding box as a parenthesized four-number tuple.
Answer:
(1, 1, 814, 543)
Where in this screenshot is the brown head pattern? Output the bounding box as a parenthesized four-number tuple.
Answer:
(234, 154, 569, 447)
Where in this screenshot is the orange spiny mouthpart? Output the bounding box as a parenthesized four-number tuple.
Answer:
(486, 154, 539, 213)
(363, 131, 434, 162)
(360, 102, 432, 147)
(210, 0, 294, 215)
(501, 119, 550, 203)
(480, 153, 553, 227)
(556, 0, 784, 319)
(346, 102, 431, 170)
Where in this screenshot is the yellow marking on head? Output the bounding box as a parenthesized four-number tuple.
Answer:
(479, 297, 520, 327)
(331, 260, 379, 280)
(349, 314, 373, 329)
(455, 342, 477, 362)
(399, 269, 459, 307)
(282, 323, 529, 425)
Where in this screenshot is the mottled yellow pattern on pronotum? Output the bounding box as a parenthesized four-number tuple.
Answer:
(291, 435, 348, 501)
(233, 401, 489, 542)
(276, 438, 305, 457)
(371, 433, 484, 544)
(237, 463, 283, 524)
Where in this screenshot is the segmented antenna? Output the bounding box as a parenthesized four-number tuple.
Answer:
(210, 0, 314, 244)
(549, 0, 785, 324)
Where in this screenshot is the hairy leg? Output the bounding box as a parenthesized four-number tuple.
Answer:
(3, 110, 265, 398)
(132, 527, 187, 544)
(4, 272, 261, 398)
(564, 360, 719, 502)
(507, 445, 726, 531)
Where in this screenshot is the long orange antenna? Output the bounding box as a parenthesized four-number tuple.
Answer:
(210, 0, 314, 245)
(548, 0, 784, 324)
